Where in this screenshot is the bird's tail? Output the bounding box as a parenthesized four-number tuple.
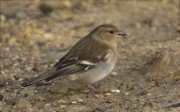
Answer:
(21, 72, 49, 87)
(21, 68, 57, 87)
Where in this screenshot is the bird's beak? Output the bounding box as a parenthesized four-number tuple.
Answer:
(116, 31, 127, 38)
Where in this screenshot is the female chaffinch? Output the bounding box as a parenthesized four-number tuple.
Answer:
(21, 24, 126, 87)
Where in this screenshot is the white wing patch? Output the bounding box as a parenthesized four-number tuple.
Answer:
(80, 60, 96, 65)
(85, 66, 89, 70)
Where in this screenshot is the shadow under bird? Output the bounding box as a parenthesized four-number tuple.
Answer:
(21, 24, 127, 88)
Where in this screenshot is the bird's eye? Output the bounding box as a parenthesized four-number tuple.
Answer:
(109, 30, 114, 34)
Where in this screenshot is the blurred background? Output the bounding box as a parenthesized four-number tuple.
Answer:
(0, 0, 180, 111)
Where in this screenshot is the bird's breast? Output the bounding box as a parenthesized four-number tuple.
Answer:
(78, 50, 117, 84)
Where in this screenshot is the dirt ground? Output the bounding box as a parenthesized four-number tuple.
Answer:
(0, 0, 180, 112)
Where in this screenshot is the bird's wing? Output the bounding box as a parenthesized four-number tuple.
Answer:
(45, 37, 109, 81)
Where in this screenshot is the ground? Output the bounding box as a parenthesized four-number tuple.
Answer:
(0, 0, 180, 112)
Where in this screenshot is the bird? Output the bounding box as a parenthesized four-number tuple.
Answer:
(21, 24, 126, 88)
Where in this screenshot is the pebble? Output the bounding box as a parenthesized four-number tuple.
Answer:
(69, 91, 75, 95)
(18, 78, 23, 82)
(60, 10, 73, 21)
(163, 77, 175, 84)
(7, 37, 17, 46)
(71, 101, 77, 104)
(105, 93, 111, 96)
(160, 56, 171, 69)
(50, 87, 69, 94)
(77, 99, 83, 102)
(58, 100, 66, 104)
(51, 10, 72, 21)
(45, 103, 51, 107)
(13, 63, 19, 67)
(136, 22, 142, 29)
(111, 89, 120, 93)
(57, 1, 72, 9)
(16, 98, 30, 108)
(0, 14, 6, 22)
(94, 94, 99, 98)
(110, 72, 117, 77)
(60, 105, 66, 109)
(16, 11, 27, 19)
(20, 89, 35, 97)
(125, 92, 129, 96)
(139, 78, 146, 83)
(3, 58, 12, 67)
(83, 89, 90, 94)
(156, 98, 168, 104)
(125, 66, 131, 69)
(36, 96, 46, 101)
(132, 104, 137, 108)
(10, 76, 15, 81)
(173, 69, 180, 80)
(10, 93, 16, 97)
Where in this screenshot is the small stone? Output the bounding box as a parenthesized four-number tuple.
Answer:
(50, 87, 69, 94)
(105, 93, 111, 96)
(57, 1, 72, 9)
(60, 105, 66, 109)
(10, 76, 15, 81)
(20, 89, 35, 97)
(27, 4, 37, 11)
(5, 82, 9, 85)
(10, 93, 16, 97)
(52, 102, 58, 106)
(156, 98, 168, 104)
(18, 78, 23, 82)
(146, 93, 151, 96)
(24, 93, 29, 98)
(139, 78, 146, 83)
(160, 56, 171, 69)
(110, 72, 117, 77)
(71, 101, 77, 104)
(44, 33, 53, 39)
(136, 22, 142, 29)
(141, 51, 146, 56)
(173, 69, 180, 80)
(94, 94, 99, 98)
(16, 98, 30, 108)
(60, 10, 72, 21)
(111, 89, 120, 93)
(125, 92, 129, 96)
(13, 63, 19, 67)
(83, 89, 90, 94)
(69, 91, 74, 95)
(0, 14, 6, 22)
(125, 66, 131, 69)
(45, 103, 51, 107)
(16, 11, 27, 19)
(5, 88, 10, 92)
(77, 99, 83, 102)
(58, 100, 66, 104)
(36, 96, 46, 101)
(132, 104, 137, 108)
(8, 37, 17, 46)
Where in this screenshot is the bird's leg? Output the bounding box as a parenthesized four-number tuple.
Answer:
(87, 84, 99, 93)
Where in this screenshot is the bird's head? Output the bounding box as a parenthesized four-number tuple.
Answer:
(90, 24, 126, 47)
